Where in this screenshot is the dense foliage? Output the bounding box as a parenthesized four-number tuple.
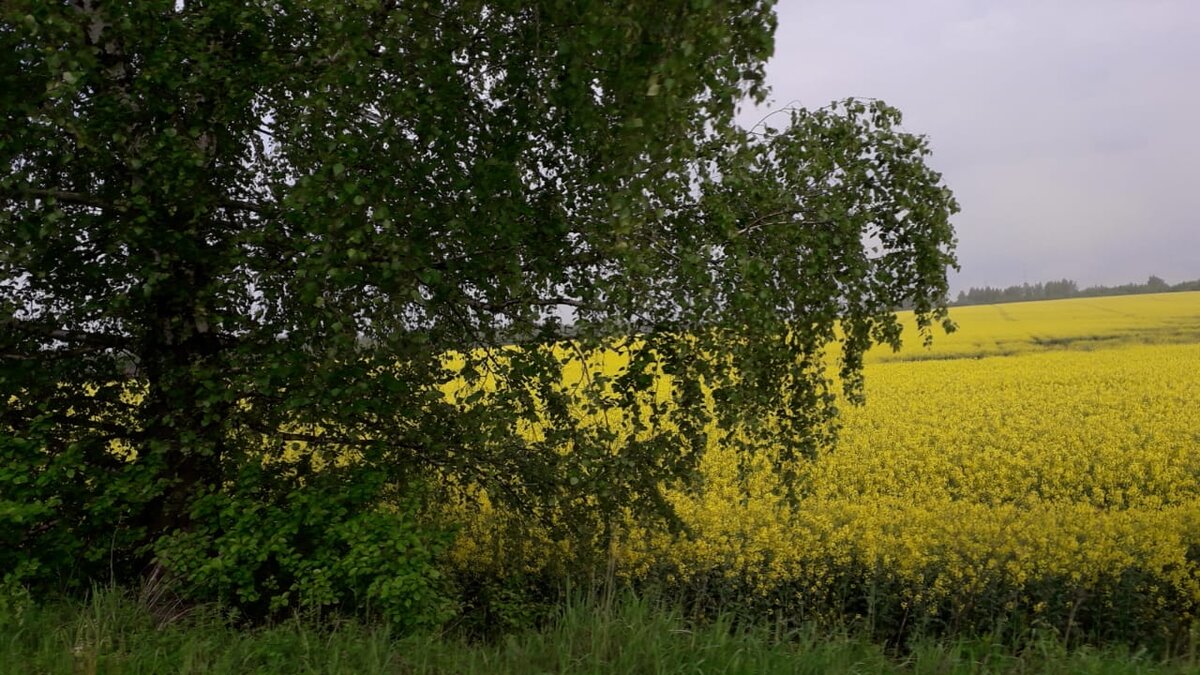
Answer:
(0, 0, 957, 621)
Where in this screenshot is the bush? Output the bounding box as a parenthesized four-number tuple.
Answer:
(0, 431, 162, 592)
(153, 465, 454, 631)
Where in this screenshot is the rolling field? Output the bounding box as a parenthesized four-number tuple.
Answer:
(874, 291, 1200, 362)
(455, 292, 1200, 642)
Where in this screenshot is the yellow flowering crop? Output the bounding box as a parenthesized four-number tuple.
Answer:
(874, 291, 1200, 363)
(452, 292, 1200, 631)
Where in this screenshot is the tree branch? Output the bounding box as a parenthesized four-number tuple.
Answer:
(220, 198, 271, 214)
(1, 318, 132, 350)
(468, 296, 590, 314)
(2, 186, 121, 212)
(250, 423, 424, 452)
(736, 211, 833, 238)
(0, 407, 137, 439)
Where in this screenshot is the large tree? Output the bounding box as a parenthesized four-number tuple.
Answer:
(1, 0, 956, 617)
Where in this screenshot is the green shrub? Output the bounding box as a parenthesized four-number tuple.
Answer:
(0, 432, 162, 592)
(154, 466, 454, 631)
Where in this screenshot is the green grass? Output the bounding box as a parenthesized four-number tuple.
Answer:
(2, 588, 1197, 674)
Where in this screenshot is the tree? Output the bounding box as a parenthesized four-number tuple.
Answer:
(1, 1, 957, 618)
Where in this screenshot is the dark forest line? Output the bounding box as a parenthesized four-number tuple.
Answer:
(952, 275, 1200, 306)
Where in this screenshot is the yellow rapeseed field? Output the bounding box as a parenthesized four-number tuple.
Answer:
(453, 292, 1200, 631)
(874, 291, 1200, 362)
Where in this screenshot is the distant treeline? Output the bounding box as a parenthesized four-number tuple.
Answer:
(953, 276, 1200, 306)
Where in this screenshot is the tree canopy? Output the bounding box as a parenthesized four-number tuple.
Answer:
(1, 0, 957, 618)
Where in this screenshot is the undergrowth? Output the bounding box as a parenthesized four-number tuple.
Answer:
(2, 585, 1197, 674)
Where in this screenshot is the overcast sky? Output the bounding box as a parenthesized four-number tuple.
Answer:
(739, 0, 1200, 291)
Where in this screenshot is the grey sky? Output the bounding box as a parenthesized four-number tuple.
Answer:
(739, 0, 1200, 291)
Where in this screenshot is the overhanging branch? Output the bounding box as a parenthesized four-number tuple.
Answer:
(2, 186, 122, 212)
(250, 423, 424, 452)
(1, 318, 132, 350)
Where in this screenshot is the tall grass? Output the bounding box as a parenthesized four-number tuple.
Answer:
(2, 586, 1197, 674)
